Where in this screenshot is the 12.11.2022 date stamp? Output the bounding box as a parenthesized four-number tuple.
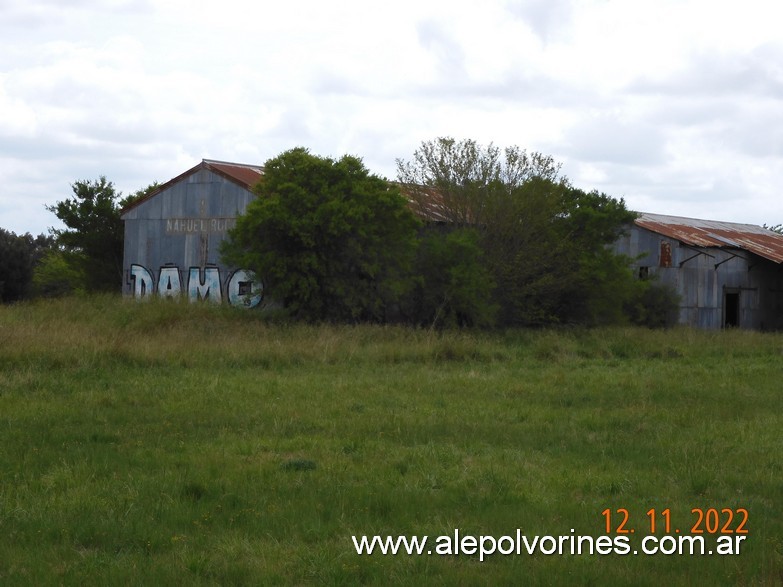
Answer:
(601, 507, 748, 555)
(602, 507, 749, 535)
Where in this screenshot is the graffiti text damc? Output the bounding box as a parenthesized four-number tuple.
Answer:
(128, 264, 261, 307)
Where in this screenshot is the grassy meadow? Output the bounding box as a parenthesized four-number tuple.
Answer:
(0, 296, 781, 585)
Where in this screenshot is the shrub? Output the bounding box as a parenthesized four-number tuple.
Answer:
(404, 228, 497, 328)
(626, 281, 681, 328)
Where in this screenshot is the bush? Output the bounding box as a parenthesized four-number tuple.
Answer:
(404, 228, 497, 328)
(626, 281, 681, 328)
(0, 229, 54, 302)
(221, 148, 420, 322)
(32, 249, 87, 298)
(397, 138, 640, 327)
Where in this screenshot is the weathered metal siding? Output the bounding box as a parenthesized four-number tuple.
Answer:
(752, 264, 783, 330)
(615, 225, 783, 329)
(121, 167, 257, 302)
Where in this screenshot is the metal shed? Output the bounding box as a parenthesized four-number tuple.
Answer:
(120, 159, 263, 307)
(614, 213, 783, 329)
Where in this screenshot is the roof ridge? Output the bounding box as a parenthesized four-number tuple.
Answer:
(203, 158, 264, 170)
(637, 211, 759, 227)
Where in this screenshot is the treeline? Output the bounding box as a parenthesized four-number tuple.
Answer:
(3, 138, 677, 327)
(0, 178, 157, 301)
(0, 230, 54, 302)
(222, 138, 679, 328)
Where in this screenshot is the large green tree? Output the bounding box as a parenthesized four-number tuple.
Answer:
(46, 176, 124, 292)
(221, 148, 420, 322)
(0, 230, 53, 302)
(398, 137, 640, 326)
(551, 186, 642, 325)
(46, 178, 160, 293)
(397, 137, 562, 228)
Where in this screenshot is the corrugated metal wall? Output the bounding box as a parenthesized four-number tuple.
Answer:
(121, 167, 260, 306)
(615, 226, 783, 329)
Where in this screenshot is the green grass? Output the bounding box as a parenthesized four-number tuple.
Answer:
(0, 296, 781, 585)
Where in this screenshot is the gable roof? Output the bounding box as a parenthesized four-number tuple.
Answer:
(636, 212, 783, 264)
(120, 159, 264, 216)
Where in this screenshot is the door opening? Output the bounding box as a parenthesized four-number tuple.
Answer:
(724, 292, 740, 328)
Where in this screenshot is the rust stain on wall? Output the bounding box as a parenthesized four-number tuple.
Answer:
(659, 241, 672, 268)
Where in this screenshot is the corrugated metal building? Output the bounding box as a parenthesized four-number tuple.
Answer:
(120, 160, 445, 307)
(122, 160, 783, 328)
(614, 213, 783, 329)
(120, 159, 263, 307)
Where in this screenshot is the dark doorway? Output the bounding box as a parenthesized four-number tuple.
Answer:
(724, 292, 740, 328)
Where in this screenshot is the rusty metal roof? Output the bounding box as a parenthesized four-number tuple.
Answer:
(636, 212, 783, 264)
(203, 159, 264, 190)
(399, 185, 452, 223)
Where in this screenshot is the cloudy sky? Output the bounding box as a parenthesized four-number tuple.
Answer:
(1, 0, 782, 235)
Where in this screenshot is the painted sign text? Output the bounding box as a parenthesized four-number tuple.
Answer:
(165, 217, 237, 235)
(128, 264, 262, 308)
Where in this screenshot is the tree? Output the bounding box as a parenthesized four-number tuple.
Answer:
(46, 176, 124, 292)
(221, 148, 420, 322)
(403, 227, 497, 328)
(0, 230, 54, 303)
(626, 281, 681, 328)
(31, 249, 87, 298)
(554, 187, 641, 325)
(0, 229, 33, 302)
(397, 137, 639, 326)
(45, 178, 160, 293)
(397, 137, 563, 228)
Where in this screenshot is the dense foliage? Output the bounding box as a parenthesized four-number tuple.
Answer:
(0, 229, 53, 302)
(31, 249, 88, 298)
(221, 140, 668, 327)
(12, 142, 673, 327)
(626, 280, 682, 328)
(403, 227, 497, 328)
(398, 138, 643, 326)
(221, 148, 420, 322)
(43, 178, 160, 294)
(46, 176, 125, 292)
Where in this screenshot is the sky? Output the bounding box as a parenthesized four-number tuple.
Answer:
(1, 0, 782, 235)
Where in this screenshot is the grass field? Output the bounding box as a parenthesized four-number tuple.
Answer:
(0, 296, 781, 585)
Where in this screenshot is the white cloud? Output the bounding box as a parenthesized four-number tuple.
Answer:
(561, 111, 668, 165)
(1, 0, 783, 235)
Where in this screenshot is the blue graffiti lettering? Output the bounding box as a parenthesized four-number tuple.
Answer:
(227, 269, 263, 308)
(158, 266, 182, 298)
(130, 264, 154, 298)
(188, 267, 222, 303)
(126, 264, 261, 308)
